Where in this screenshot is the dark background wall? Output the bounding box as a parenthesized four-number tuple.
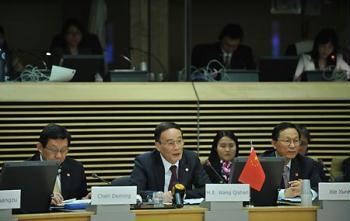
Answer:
(0, 0, 348, 76)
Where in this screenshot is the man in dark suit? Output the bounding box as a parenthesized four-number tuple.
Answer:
(192, 23, 255, 73)
(261, 122, 321, 199)
(28, 123, 88, 205)
(130, 122, 210, 203)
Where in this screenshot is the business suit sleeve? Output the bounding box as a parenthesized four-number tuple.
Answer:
(186, 156, 211, 198)
(130, 155, 148, 193)
(309, 160, 322, 192)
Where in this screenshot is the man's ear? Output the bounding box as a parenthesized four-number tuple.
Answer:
(155, 141, 161, 152)
(271, 140, 277, 150)
(36, 143, 43, 153)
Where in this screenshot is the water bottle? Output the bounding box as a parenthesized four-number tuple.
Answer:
(301, 179, 313, 206)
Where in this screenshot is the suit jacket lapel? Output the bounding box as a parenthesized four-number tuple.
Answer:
(290, 158, 300, 181)
(178, 154, 189, 186)
(154, 151, 165, 191)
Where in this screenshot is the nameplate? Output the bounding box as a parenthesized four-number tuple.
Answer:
(91, 186, 137, 205)
(205, 184, 250, 202)
(0, 190, 21, 209)
(319, 182, 350, 200)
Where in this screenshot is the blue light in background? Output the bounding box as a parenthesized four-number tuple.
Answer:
(272, 21, 280, 57)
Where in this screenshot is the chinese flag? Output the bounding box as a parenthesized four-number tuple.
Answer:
(238, 147, 266, 191)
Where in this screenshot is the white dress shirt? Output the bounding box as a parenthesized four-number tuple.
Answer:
(160, 154, 179, 193)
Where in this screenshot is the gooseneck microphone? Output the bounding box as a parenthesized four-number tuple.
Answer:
(205, 160, 226, 183)
(92, 173, 111, 185)
(172, 183, 186, 208)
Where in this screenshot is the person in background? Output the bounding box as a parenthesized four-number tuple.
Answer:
(294, 28, 350, 81)
(296, 124, 328, 182)
(192, 23, 255, 72)
(49, 18, 103, 82)
(28, 123, 89, 205)
(49, 18, 102, 61)
(0, 25, 12, 80)
(261, 122, 321, 199)
(341, 157, 350, 182)
(204, 130, 239, 183)
(130, 122, 210, 203)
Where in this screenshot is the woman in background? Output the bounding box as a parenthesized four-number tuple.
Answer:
(204, 130, 239, 183)
(294, 28, 350, 81)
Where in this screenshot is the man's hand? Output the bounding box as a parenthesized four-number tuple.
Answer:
(51, 193, 64, 206)
(163, 191, 173, 203)
(284, 179, 302, 198)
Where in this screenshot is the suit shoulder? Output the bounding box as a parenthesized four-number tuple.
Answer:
(183, 149, 199, 158)
(64, 156, 84, 168)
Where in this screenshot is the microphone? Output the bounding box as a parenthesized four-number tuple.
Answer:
(129, 46, 167, 74)
(92, 173, 111, 185)
(171, 183, 185, 208)
(205, 160, 226, 183)
(120, 54, 136, 70)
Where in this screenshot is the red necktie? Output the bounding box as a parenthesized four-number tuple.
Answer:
(168, 165, 177, 191)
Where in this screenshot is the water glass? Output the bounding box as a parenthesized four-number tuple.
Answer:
(301, 179, 312, 206)
(152, 191, 164, 208)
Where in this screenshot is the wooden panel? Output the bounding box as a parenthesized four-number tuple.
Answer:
(0, 82, 349, 187)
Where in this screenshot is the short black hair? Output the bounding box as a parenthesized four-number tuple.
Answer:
(271, 122, 300, 141)
(208, 130, 239, 164)
(219, 23, 244, 41)
(295, 124, 311, 143)
(154, 122, 182, 142)
(39, 123, 71, 147)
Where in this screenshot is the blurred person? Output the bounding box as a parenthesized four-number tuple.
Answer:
(204, 130, 239, 183)
(294, 28, 350, 81)
(192, 23, 255, 71)
(296, 124, 328, 182)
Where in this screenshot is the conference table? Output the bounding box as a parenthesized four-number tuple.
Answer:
(14, 205, 318, 221)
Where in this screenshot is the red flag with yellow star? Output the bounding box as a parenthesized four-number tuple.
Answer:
(238, 147, 266, 191)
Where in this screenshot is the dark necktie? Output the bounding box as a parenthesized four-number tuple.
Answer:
(282, 165, 290, 188)
(168, 165, 177, 191)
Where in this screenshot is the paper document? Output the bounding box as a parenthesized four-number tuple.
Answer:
(184, 198, 204, 205)
(50, 65, 75, 82)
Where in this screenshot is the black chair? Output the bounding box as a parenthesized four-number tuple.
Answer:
(111, 176, 132, 186)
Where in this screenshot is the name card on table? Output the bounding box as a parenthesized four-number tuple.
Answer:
(0, 190, 20, 209)
(319, 183, 350, 200)
(91, 186, 137, 205)
(205, 184, 250, 202)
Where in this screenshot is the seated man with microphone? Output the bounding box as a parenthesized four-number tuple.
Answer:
(130, 122, 211, 204)
(28, 123, 89, 205)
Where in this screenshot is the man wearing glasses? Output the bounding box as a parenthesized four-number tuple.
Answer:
(261, 122, 321, 199)
(28, 123, 88, 205)
(130, 122, 210, 203)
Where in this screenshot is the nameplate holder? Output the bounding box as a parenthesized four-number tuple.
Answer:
(0, 190, 20, 209)
(205, 184, 250, 202)
(91, 186, 137, 205)
(319, 182, 350, 200)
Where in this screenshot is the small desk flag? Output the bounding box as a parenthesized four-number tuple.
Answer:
(238, 146, 266, 191)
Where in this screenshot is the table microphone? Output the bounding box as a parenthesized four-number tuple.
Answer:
(205, 160, 226, 183)
(172, 183, 185, 208)
(92, 173, 111, 185)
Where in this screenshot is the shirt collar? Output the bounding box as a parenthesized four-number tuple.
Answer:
(274, 151, 291, 168)
(160, 153, 179, 171)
